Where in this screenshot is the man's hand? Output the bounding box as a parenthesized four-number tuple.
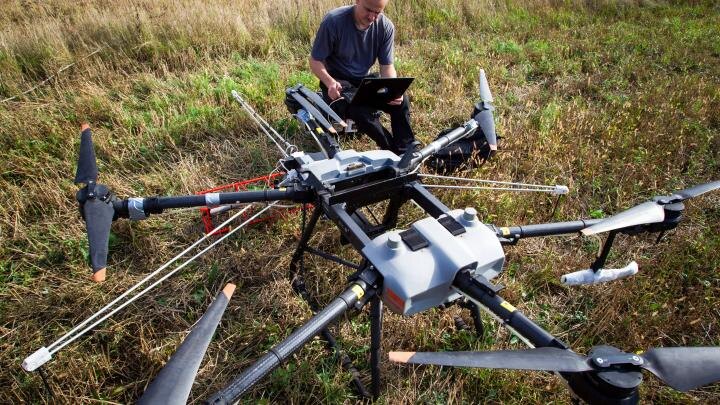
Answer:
(327, 80, 343, 100)
(388, 94, 403, 105)
(309, 58, 343, 100)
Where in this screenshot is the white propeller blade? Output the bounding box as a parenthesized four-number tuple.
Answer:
(582, 201, 665, 235)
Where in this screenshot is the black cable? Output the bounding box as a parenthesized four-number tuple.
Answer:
(38, 367, 55, 401)
(365, 207, 381, 226)
(453, 315, 470, 332)
(547, 194, 563, 221)
(300, 204, 307, 278)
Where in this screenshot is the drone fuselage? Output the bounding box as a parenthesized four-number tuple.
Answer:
(285, 149, 506, 316)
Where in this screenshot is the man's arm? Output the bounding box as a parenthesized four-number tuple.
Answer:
(380, 64, 403, 105)
(379, 64, 397, 78)
(309, 58, 343, 101)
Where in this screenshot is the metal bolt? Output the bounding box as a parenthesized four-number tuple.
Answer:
(632, 356, 640, 362)
(596, 358, 604, 364)
(387, 233, 402, 249)
(463, 207, 477, 221)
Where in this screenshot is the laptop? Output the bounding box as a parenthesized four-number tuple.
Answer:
(349, 77, 414, 108)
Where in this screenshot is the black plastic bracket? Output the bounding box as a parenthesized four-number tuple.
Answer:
(592, 352, 644, 368)
(472, 273, 504, 297)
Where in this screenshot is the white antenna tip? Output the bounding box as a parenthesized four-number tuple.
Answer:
(22, 347, 52, 371)
(553, 185, 569, 195)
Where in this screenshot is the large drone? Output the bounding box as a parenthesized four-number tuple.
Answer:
(22, 69, 720, 404)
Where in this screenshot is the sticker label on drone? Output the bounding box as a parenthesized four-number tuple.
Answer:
(351, 284, 365, 299)
(500, 301, 516, 312)
(384, 287, 405, 312)
(500, 227, 511, 236)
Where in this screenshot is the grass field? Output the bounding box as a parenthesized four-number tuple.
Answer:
(1, 0, 719, 403)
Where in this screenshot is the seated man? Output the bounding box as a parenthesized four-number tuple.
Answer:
(309, 0, 415, 154)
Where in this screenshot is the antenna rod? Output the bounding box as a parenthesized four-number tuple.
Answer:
(404, 119, 478, 170)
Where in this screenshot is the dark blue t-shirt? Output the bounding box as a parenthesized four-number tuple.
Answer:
(311, 5, 395, 82)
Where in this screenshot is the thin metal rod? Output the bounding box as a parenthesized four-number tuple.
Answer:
(423, 184, 559, 193)
(231, 90, 296, 156)
(420, 173, 559, 188)
(419, 174, 567, 194)
(46, 205, 253, 352)
(304, 246, 361, 270)
(49, 204, 277, 355)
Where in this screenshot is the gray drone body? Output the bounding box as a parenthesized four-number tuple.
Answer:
(283, 149, 505, 316)
(363, 208, 505, 315)
(290, 149, 401, 190)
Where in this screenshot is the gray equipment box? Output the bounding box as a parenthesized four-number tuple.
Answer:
(363, 208, 505, 316)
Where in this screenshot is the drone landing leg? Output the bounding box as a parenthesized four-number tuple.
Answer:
(590, 230, 618, 272)
(289, 206, 322, 277)
(461, 300, 484, 339)
(546, 194, 564, 221)
(453, 271, 567, 349)
(289, 206, 370, 398)
(370, 294, 384, 398)
(381, 194, 407, 229)
(320, 329, 370, 398)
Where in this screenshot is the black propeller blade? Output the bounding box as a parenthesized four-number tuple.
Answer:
(582, 180, 720, 235)
(139, 283, 236, 405)
(472, 69, 497, 151)
(78, 185, 115, 273)
(389, 345, 720, 392)
(668, 180, 720, 202)
(288, 90, 337, 134)
(73, 124, 116, 280)
(641, 347, 720, 392)
(74, 124, 98, 187)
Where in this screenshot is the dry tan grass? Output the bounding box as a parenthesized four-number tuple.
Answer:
(1, 0, 719, 404)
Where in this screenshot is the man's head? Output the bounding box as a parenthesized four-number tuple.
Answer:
(353, 0, 389, 29)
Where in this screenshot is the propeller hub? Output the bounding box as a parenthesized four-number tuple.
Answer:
(589, 346, 644, 390)
(566, 346, 642, 404)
